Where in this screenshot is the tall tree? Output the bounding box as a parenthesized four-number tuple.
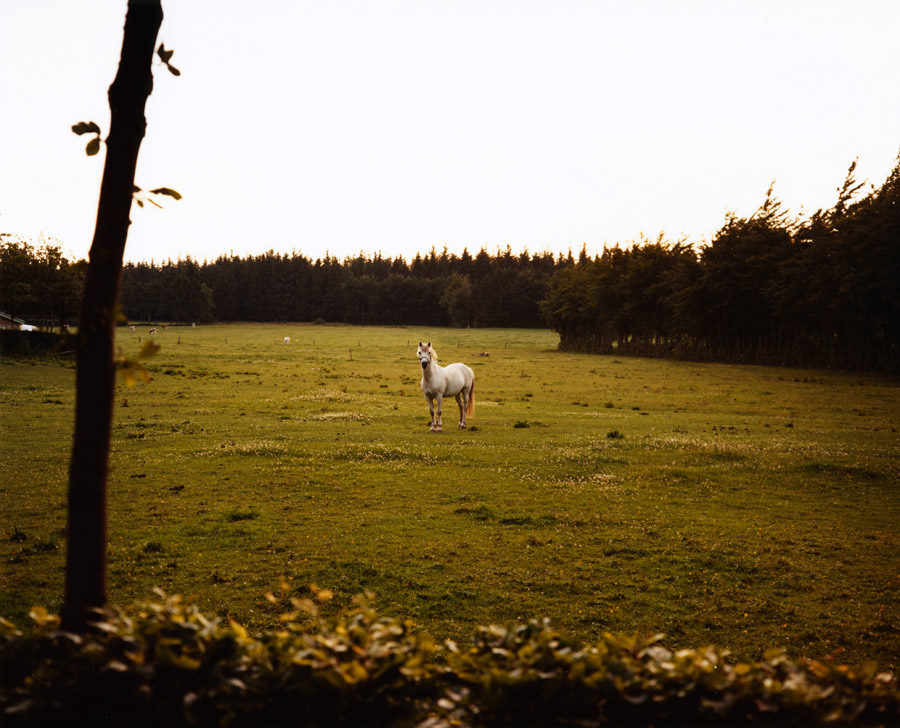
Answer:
(441, 273, 477, 327)
(61, 0, 165, 631)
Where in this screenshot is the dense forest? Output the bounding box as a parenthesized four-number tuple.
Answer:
(2, 152, 898, 371)
(118, 246, 562, 329)
(0, 238, 566, 330)
(542, 155, 900, 372)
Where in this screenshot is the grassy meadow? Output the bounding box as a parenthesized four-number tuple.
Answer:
(1, 323, 898, 670)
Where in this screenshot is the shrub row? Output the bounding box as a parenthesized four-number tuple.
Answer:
(0, 330, 69, 358)
(1, 592, 897, 727)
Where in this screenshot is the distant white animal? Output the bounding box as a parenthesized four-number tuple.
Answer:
(417, 341, 475, 432)
(129, 325, 136, 332)
(149, 328, 157, 334)
(284, 336, 290, 344)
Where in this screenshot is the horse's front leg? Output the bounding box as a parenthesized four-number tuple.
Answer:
(424, 395, 437, 431)
(435, 394, 443, 433)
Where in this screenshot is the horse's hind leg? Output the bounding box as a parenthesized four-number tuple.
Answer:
(455, 393, 466, 429)
(435, 394, 443, 433)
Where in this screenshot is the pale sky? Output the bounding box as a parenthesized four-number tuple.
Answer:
(1, 1, 898, 265)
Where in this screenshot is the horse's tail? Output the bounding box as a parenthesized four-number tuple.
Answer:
(467, 376, 475, 417)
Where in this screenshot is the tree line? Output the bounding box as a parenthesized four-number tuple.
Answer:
(119, 246, 567, 328)
(4, 154, 898, 372)
(541, 156, 900, 372)
(0, 235, 85, 330)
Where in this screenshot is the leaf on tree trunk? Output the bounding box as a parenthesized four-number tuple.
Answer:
(157, 43, 180, 76)
(72, 121, 101, 136)
(138, 340, 161, 359)
(150, 187, 182, 200)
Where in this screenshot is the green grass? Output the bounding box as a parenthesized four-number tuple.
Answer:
(1, 323, 898, 670)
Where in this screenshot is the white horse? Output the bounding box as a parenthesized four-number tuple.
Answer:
(417, 341, 475, 432)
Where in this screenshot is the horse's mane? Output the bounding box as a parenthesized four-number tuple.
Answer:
(429, 348, 439, 362)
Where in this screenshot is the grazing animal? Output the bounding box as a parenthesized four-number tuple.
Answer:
(417, 341, 475, 433)
(148, 328, 157, 334)
(284, 336, 290, 344)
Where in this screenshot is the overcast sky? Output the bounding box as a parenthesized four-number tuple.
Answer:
(1, 1, 898, 265)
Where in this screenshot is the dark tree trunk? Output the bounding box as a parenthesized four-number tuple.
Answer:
(61, 0, 163, 632)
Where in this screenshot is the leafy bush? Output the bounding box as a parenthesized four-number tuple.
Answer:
(0, 591, 439, 727)
(1, 595, 898, 727)
(435, 620, 899, 727)
(0, 330, 69, 358)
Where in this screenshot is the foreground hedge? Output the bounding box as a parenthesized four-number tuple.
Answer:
(1, 593, 897, 727)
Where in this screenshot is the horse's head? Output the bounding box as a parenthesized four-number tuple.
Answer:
(417, 341, 435, 370)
